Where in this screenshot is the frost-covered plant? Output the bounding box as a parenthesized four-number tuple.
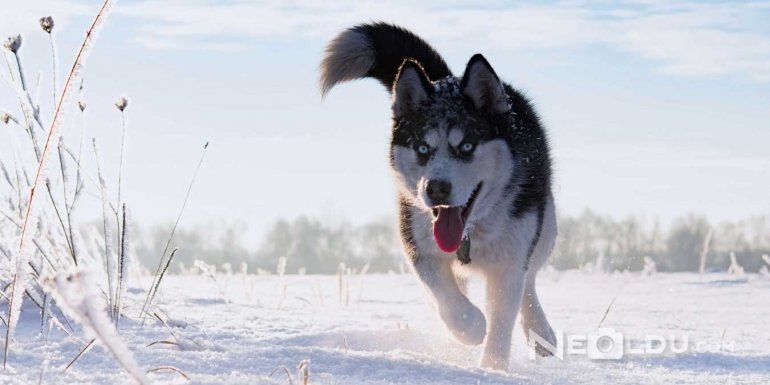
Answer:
(194, 259, 228, 303)
(727, 252, 745, 276)
(297, 360, 310, 385)
(337, 262, 350, 307)
(139, 142, 208, 323)
(641, 256, 657, 276)
(0, 1, 118, 368)
(41, 271, 151, 385)
(760, 254, 770, 277)
(277, 256, 288, 276)
(269, 360, 325, 385)
(274, 255, 288, 292)
(698, 229, 712, 274)
(2, 2, 207, 376)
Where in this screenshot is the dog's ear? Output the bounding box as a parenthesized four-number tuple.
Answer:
(392, 60, 432, 117)
(461, 54, 509, 114)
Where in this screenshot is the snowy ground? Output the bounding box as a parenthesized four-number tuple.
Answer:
(3, 270, 769, 384)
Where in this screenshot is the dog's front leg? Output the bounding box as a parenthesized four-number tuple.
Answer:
(413, 256, 486, 345)
(480, 265, 527, 370)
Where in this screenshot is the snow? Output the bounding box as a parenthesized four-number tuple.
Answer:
(41, 271, 150, 384)
(3, 271, 769, 384)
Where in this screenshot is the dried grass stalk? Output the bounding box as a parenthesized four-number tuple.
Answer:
(93, 139, 117, 321)
(41, 271, 150, 385)
(18, 0, 114, 255)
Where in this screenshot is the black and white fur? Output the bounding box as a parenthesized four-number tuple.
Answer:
(320, 23, 557, 370)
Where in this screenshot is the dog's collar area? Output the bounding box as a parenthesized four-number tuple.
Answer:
(456, 238, 471, 264)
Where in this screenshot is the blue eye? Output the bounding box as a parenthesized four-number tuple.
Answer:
(417, 145, 430, 155)
(460, 142, 475, 153)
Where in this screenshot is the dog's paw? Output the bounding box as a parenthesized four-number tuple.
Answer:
(439, 302, 486, 345)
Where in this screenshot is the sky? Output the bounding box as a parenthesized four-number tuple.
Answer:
(1, 0, 769, 245)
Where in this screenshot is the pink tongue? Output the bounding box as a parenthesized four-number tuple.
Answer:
(433, 207, 464, 253)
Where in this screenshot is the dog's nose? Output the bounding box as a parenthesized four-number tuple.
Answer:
(426, 179, 452, 205)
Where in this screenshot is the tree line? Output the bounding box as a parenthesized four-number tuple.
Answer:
(132, 211, 770, 274)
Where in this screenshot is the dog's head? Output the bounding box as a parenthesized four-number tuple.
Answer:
(390, 54, 515, 253)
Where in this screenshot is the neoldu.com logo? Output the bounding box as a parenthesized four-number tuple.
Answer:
(528, 328, 733, 361)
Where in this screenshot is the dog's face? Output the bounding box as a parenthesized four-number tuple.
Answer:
(390, 55, 515, 253)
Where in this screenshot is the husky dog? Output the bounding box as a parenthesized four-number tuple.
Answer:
(320, 23, 557, 370)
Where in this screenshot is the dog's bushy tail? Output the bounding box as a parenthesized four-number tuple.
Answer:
(320, 22, 452, 97)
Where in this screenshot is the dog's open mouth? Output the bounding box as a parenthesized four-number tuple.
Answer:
(431, 182, 482, 253)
